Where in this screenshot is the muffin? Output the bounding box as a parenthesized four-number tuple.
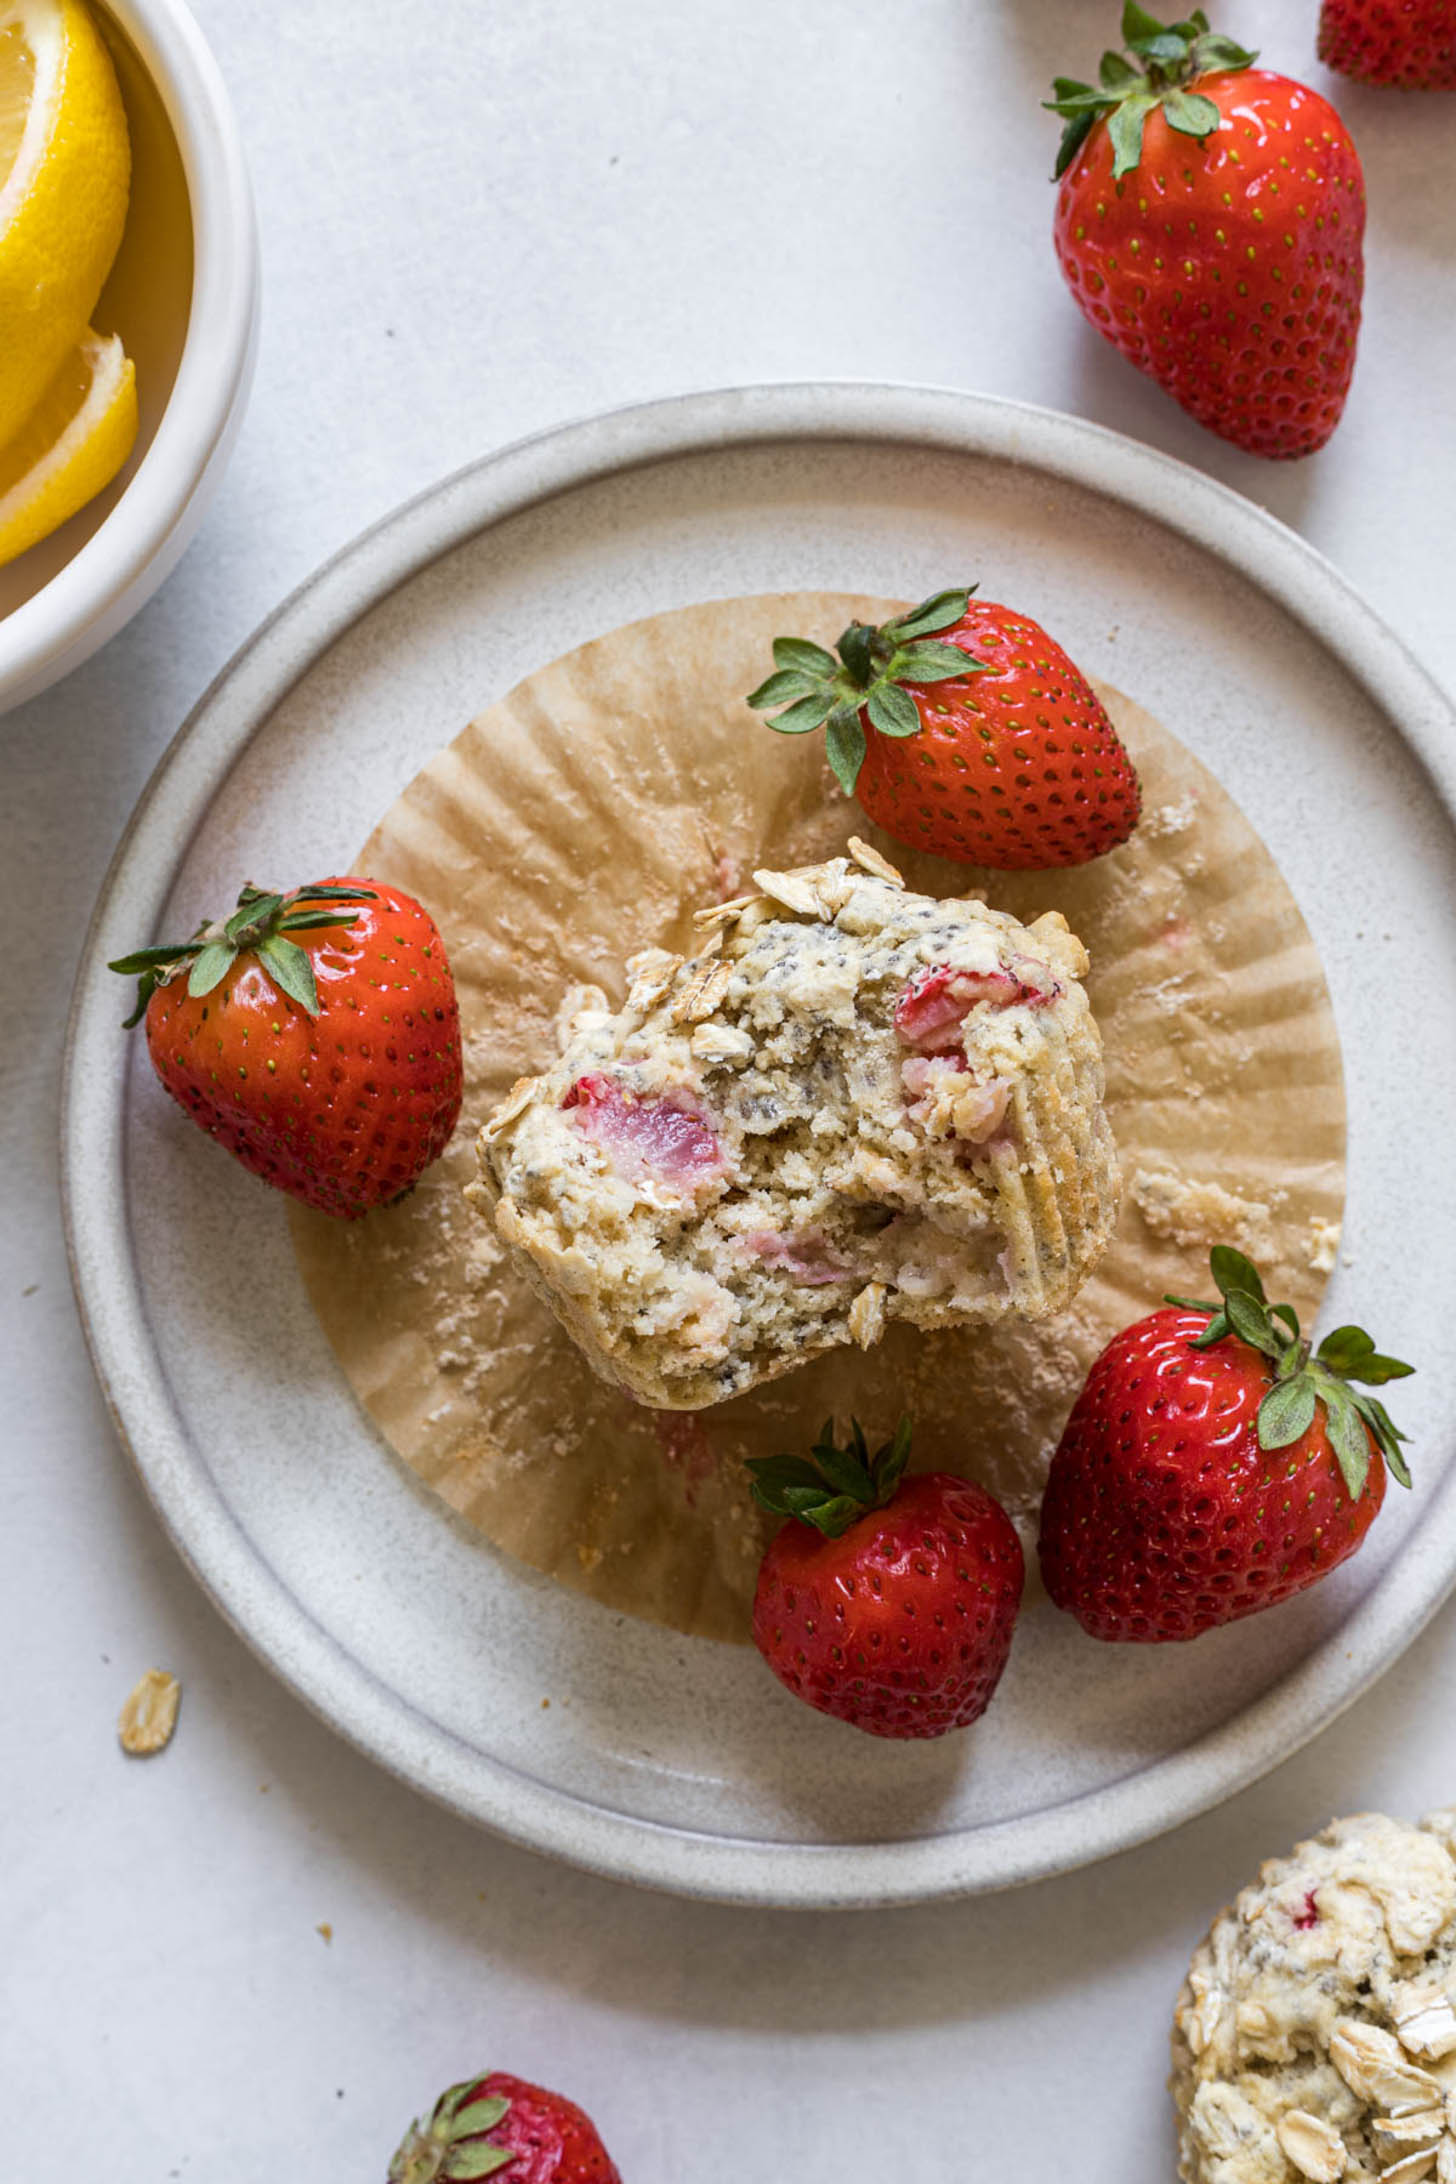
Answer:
(1172, 1809, 1456, 2183)
(468, 839, 1118, 1409)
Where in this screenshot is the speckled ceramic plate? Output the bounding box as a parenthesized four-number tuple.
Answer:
(63, 385, 1456, 1908)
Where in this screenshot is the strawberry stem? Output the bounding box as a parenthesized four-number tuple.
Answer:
(747, 1416, 912, 1537)
(745, 588, 987, 796)
(388, 2081, 514, 2184)
(1163, 1249, 1414, 1498)
(109, 880, 377, 1026)
(1044, 6, 1257, 180)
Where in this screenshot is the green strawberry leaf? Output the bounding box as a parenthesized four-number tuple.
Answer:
(773, 636, 837, 676)
(798, 1433, 875, 1502)
(187, 941, 236, 999)
(118, 971, 159, 1028)
(289, 883, 376, 904)
(1272, 1301, 1300, 1341)
(876, 1415, 913, 1500)
(745, 668, 822, 709)
(441, 2146, 513, 2181)
(867, 681, 921, 739)
(885, 587, 973, 642)
(1161, 85, 1221, 136)
(108, 942, 198, 973)
(762, 691, 838, 737)
(449, 2098, 511, 2137)
(1223, 1287, 1280, 1357)
(1099, 48, 1141, 88)
(225, 891, 283, 941)
(1138, 31, 1192, 63)
(1191, 29, 1256, 69)
(1107, 92, 1156, 176)
(890, 641, 983, 683)
(1324, 1389, 1372, 1501)
(780, 1487, 861, 1532)
(277, 908, 365, 933)
(256, 934, 321, 1016)
(745, 1455, 832, 1502)
(1046, 76, 1106, 111)
(1052, 108, 1100, 175)
(1316, 1325, 1375, 1368)
(1122, 1, 1170, 45)
(1257, 1376, 1317, 1450)
(433, 2079, 479, 2123)
(1356, 1395, 1412, 1488)
(825, 705, 868, 794)
(1210, 1245, 1266, 1304)
(1343, 1354, 1416, 1386)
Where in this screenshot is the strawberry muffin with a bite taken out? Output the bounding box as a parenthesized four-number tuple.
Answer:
(468, 839, 1118, 1410)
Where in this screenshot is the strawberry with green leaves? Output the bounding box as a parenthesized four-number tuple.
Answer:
(388, 2072, 621, 2184)
(111, 875, 462, 1219)
(746, 585, 1140, 868)
(1038, 1248, 1414, 1643)
(749, 1418, 1024, 1738)
(1046, 6, 1365, 458)
(1319, 0, 1456, 88)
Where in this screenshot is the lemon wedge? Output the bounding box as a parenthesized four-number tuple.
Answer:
(0, 325, 137, 566)
(0, 0, 131, 445)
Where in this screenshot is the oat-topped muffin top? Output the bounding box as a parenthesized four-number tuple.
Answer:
(1173, 1810, 1456, 2184)
(470, 840, 1117, 1409)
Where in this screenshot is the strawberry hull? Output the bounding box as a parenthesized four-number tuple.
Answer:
(389, 2069, 622, 2184)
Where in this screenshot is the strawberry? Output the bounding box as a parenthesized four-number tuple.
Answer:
(748, 1418, 1024, 1738)
(110, 876, 462, 1219)
(746, 585, 1140, 868)
(388, 2071, 621, 2184)
(564, 1072, 725, 1186)
(1045, 6, 1365, 458)
(1319, 0, 1456, 88)
(1037, 1247, 1414, 1642)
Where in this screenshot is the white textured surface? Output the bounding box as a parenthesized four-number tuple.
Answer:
(5, 0, 1456, 2176)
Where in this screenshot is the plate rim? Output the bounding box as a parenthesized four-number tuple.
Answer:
(62, 379, 1456, 1909)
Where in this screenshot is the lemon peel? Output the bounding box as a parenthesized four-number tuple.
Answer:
(0, 0, 131, 445)
(0, 325, 137, 566)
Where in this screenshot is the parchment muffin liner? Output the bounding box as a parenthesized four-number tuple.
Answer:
(288, 594, 1346, 1643)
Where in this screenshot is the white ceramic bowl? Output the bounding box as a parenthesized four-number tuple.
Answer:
(0, 0, 258, 716)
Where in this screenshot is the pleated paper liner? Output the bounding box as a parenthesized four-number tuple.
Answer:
(288, 594, 1346, 1644)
